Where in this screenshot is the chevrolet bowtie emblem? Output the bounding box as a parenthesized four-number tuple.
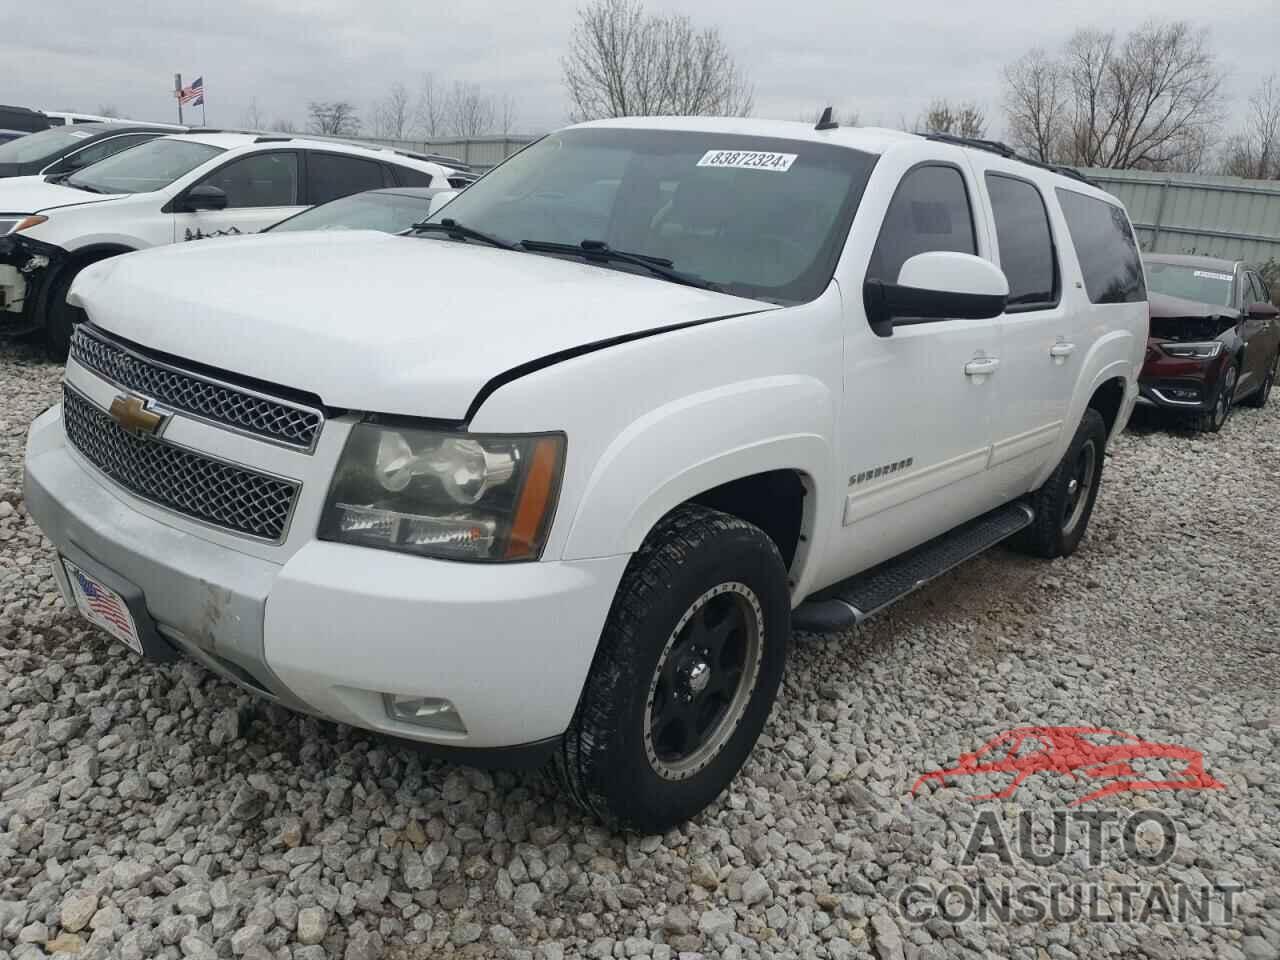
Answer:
(109, 394, 167, 436)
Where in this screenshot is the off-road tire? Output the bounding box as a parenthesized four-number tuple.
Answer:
(44, 262, 91, 360)
(1009, 408, 1107, 560)
(1242, 352, 1277, 408)
(1195, 362, 1237, 432)
(554, 503, 790, 832)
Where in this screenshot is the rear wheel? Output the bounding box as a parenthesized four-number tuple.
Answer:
(554, 504, 790, 832)
(1196, 362, 1237, 432)
(1243, 352, 1277, 408)
(1009, 408, 1107, 559)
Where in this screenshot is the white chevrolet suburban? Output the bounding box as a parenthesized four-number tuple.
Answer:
(0, 132, 455, 353)
(23, 117, 1147, 830)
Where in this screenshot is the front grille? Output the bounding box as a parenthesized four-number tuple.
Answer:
(62, 385, 300, 542)
(70, 325, 323, 452)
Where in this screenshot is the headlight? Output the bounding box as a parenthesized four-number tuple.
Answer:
(318, 420, 565, 562)
(1160, 341, 1222, 359)
(0, 215, 48, 236)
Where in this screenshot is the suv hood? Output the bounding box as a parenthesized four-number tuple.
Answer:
(0, 175, 122, 213)
(71, 231, 771, 420)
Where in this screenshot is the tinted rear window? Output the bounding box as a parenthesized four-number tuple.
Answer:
(1055, 188, 1146, 304)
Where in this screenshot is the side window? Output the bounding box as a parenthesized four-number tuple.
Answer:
(1054, 188, 1146, 304)
(307, 153, 387, 205)
(869, 164, 976, 283)
(201, 152, 299, 208)
(390, 165, 435, 188)
(985, 174, 1058, 309)
(63, 134, 157, 172)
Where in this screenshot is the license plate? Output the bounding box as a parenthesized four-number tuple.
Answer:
(61, 558, 143, 655)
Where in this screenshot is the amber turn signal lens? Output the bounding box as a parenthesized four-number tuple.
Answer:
(506, 436, 565, 560)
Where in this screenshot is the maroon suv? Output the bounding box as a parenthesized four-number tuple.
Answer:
(1138, 254, 1280, 432)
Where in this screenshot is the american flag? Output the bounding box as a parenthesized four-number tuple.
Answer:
(73, 569, 133, 635)
(177, 76, 204, 106)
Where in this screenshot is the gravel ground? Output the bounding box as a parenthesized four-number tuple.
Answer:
(1, 338, 1278, 960)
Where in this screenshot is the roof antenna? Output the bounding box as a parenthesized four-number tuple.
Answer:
(815, 106, 838, 131)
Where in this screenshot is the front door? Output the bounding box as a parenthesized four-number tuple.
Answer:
(828, 160, 1004, 584)
(1239, 272, 1275, 395)
(171, 151, 305, 243)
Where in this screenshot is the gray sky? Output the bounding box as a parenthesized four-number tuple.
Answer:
(2, 0, 1273, 141)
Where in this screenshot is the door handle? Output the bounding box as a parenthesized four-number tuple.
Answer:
(964, 357, 1000, 377)
(1049, 342, 1077, 361)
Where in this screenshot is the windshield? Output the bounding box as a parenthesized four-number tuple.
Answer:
(424, 127, 877, 304)
(271, 191, 437, 234)
(66, 138, 223, 194)
(1145, 261, 1234, 307)
(0, 127, 92, 164)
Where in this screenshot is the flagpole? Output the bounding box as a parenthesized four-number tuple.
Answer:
(201, 87, 206, 127)
(174, 73, 184, 125)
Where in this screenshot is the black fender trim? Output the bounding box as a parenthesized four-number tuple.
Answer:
(463, 307, 775, 424)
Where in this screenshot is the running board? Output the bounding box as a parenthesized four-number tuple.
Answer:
(792, 501, 1034, 633)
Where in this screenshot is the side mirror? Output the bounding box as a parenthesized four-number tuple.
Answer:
(864, 251, 1009, 338)
(1247, 300, 1280, 319)
(426, 190, 459, 217)
(180, 184, 228, 212)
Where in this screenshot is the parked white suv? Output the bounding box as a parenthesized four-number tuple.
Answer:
(24, 117, 1147, 830)
(0, 132, 455, 352)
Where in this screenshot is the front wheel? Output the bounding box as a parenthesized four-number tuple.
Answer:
(1009, 408, 1107, 559)
(44, 262, 91, 359)
(554, 504, 790, 832)
(1196, 363, 1237, 432)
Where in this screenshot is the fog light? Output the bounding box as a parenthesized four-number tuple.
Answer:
(384, 694, 467, 733)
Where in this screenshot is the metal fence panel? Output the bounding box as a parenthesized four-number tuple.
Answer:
(1081, 168, 1280, 265)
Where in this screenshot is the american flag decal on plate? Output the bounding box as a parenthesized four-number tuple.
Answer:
(62, 559, 143, 654)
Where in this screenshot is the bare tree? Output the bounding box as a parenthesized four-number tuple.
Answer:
(562, 0, 753, 120)
(414, 74, 446, 138)
(307, 101, 361, 136)
(916, 99, 987, 138)
(1219, 74, 1280, 179)
(1003, 49, 1068, 162)
(446, 82, 495, 137)
(239, 98, 266, 130)
(373, 82, 412, 139)
(96, 104, 120, 118)
(1000, 20, 1223, 171)
(498, 94, 519, 135)
(270, 117, 298, 133)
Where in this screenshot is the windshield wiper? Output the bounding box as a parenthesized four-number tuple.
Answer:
(410, 218, 517, 250)
(521, 239, 721, 291)
(57, 179, 107, 194)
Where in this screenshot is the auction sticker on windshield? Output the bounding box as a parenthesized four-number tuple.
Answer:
(697, 149, 797, 172)
(1193, 270, 1233, 282)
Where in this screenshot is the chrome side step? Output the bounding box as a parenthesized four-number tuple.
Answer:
(792, 501, 1034, 633)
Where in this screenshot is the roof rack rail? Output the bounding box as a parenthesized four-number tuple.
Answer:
(254, 135, 293, 143)
(925, 132, 1096, 187)
(924, 132, 1017, 158)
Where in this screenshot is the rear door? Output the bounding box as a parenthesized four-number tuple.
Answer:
(972, 161, 1080, 499)
(303, 151, 392, 205)
(171, 150, 304, 241)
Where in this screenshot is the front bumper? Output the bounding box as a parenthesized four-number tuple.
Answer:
(1138, 345, 1223, 411)
(25, 405, 630, 752)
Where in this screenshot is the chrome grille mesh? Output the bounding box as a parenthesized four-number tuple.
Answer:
(62, 385, 299, 542)
(70, 326, 323, 451)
